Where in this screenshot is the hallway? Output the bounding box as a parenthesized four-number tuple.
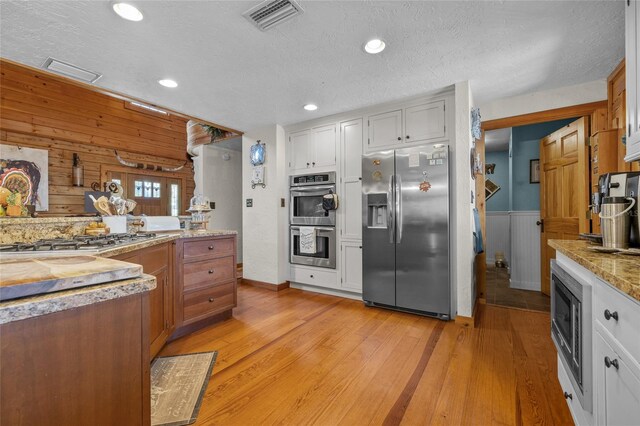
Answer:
(486, 265, 550, 312)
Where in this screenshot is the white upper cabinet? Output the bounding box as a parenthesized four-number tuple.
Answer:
(289, 125, 336, 172)
(367, 110, 402, 150)
(404, 100, 446, 144)
(366, 100, 448, 152)
(626, 0, 640, 161)
(340, 118, 363, 241)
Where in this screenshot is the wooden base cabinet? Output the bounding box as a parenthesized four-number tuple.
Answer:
(0, 293, 151, 426)
(173, 235, 237, 337)
(114, 242, 173, 359)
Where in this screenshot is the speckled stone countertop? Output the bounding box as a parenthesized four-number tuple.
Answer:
(99, 229, 237, 258)
(0, 274, 156, 324)
(549, 240, 640, 302)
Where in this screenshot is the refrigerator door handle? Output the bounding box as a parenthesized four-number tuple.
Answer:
(388, 174, 395, 244)
(396, 174, 403, 244)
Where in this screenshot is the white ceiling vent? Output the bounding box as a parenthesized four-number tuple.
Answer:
(42, 57, 102, 83)
(243, 0, 304, 31)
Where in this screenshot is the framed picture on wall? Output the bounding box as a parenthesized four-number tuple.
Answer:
(530, 159, 540, 184)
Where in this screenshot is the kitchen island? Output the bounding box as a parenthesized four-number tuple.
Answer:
(0, 256, 156, 426)
(549, 239, 640, 426)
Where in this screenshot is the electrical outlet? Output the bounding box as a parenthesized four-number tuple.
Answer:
(281, 198, 285, 207)
(246, 198, 253, 207)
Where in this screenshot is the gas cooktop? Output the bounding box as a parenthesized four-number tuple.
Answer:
(0, 233, 159, 255)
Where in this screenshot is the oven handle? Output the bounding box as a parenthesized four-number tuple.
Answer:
(290, 226, 335, 234)
(290, 185, 336, 195)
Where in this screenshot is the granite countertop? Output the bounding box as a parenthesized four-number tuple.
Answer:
(0, 274, 156, 324)
(549, 240, 640, 301)
(99, 229, 237, 258)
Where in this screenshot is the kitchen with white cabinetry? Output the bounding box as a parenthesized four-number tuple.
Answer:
(549, 240, 640, 426)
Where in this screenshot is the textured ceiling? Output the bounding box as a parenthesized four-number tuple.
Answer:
(0, 1, 624, 132)
(485, 128, 511, 152)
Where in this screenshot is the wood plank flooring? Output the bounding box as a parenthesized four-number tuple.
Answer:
(160, 285, 573, 425)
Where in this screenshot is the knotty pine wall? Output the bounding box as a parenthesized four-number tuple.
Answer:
(0, 59, 195, 216)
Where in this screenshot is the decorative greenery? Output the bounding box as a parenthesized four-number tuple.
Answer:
(199, 124, 227, 143)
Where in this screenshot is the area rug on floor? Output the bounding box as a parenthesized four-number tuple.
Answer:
(151, 351, 218, 426)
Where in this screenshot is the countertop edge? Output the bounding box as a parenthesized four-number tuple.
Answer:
(0, 274, 157, 325)
(549, 239, 640, 302)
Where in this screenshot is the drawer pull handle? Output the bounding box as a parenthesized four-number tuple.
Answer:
(310, 274, 314, 278)
(604, 356, 619, 370)
(604, 309, 619, 321)
(209, 297, 215, 303)
(208, 246, 214, 250)
(564, 392, 573, 400)
(208, 269, 214, 274)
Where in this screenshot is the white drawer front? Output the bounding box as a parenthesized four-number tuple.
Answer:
(290, 266, 338, 289)
(594, 278, 640, 363)
(557, 356, 589, 426)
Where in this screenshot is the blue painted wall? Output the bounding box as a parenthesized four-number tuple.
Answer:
(485, 150, 510, 212)
(510, 118, 577, 211)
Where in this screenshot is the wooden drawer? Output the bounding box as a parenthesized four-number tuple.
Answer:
(182, 237, 234, 260)
(183, 282, 235, 323)
(290, 266, 338, 289)
(594, 277, 640, 363)
(183, 256, 235, 292)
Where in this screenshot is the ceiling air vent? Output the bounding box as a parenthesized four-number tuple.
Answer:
(42, 57, 102, 83)
(242, 0, 304, 31)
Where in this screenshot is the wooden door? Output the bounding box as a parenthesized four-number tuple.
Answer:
(404, 100, 446, 144)
(312, 124, 336, 168)
(128, 173, 165, 216)
(367, 109, 402, 150)
(475, 132, 486, 302)
(539, 117, 589, 295)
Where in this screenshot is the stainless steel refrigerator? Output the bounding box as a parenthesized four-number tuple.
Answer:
(362, 143, 450, 319)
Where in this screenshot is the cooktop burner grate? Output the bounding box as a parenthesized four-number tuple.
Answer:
(0, 233, 158, 253)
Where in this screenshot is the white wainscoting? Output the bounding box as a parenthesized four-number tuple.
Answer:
(486, 212, 511, 264)
(509, 211, 541, 291)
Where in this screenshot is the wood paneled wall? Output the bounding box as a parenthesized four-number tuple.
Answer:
(0, 59, 195, 216)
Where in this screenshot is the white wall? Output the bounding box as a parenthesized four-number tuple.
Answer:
(242, 125, 288, 285)
(454, 81, 475, 318)
(485, 212, 510, 265)
(479, 80, 607, 121)
(202, 144, 243, 262)
(509, 211, 541, 291)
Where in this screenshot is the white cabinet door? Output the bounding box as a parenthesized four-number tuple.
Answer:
(290, 130, 311, 171)
(341, 119, 363, 240)
(404, 100, 446, 144)
(626, 0, 640, 161)
(595, 331, 640, 426)
(341, 242, 362, 292)
(312, 124, 336, 168)
(368, 110, 402, 150)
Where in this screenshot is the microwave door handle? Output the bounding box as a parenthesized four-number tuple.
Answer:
(388, 174, 395, 244)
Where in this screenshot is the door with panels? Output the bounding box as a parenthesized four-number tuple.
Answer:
(289, 129, 311, 171)
(340, 118, 363, 293)
(404, 100, 446, 145)
(367, 110, 402, 150)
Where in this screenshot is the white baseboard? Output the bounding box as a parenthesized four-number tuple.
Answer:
(290, 282, 363, 301)
(510, 279, 540, 291)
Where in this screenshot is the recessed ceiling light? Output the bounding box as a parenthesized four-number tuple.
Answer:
(158, 79, 178, 88)
(303, 104, 318, 111)
(112, 3, 143, 22)
(364, 39, 386, 54)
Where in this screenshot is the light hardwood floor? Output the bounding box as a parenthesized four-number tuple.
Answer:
(160, 285, 573, 425)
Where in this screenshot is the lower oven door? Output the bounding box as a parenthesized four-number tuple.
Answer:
(290, 226, 336, 269)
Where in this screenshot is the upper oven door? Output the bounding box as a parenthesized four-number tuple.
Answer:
(290, 185, 336, 226)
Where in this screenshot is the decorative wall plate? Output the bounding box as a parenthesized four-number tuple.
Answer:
(250, 140, 265, 166)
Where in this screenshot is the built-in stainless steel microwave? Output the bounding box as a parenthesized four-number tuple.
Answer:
(289, 172, 336, 226)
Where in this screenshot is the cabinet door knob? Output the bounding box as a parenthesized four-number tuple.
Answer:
(307, 162, 310, 167)
(604, 356, 619, 370)
(208, 269, 214, 274)
(397, 137, 402, 141)
(310, 274, 314, 278)
(209, 297, 215, 303)
(208, 245, 214, 250)
(406, 135, 410, 139)
(563, 392, 573, 400)
(604, 309, 619, 321)
(312, 162, 316, 166)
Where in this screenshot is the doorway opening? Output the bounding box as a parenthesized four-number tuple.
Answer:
(483, 118, 581, 311)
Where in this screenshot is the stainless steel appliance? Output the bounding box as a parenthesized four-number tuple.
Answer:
(362, 143, 450, 319)
(594, 172, 640, 247)
(290, 172, 336, 226)
(551, 260, 592, 412)
(290, 225, 336, 268)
